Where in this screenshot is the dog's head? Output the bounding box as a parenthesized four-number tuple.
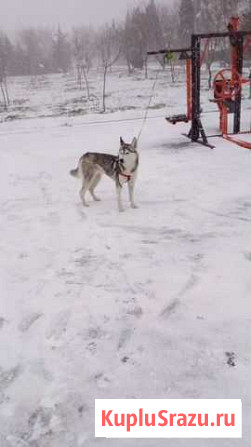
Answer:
(119, 137, 137, 162)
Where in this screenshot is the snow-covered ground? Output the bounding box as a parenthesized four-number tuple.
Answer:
(1, 70, 251, 446)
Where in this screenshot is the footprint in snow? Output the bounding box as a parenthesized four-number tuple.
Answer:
(26, 406, 54, 441)
(86, 341, 97, 353)
(126, 306, 143, 319)
(118, 328, 133, 350)
(18, 312, 43, 332)
(225, 352, 236, 367)
(94, 372, 112, 389)
(46, 310, 71, 341)
(0, 365, 22, 392)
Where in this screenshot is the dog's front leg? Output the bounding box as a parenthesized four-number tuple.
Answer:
(116, 183, 124, 212)
(128, 179, 137, 209)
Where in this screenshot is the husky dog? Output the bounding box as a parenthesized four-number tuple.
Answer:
(70, 137, 139, 212)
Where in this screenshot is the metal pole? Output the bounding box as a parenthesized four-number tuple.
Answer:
(233, 34, 244, 134)
(191, 34, 201, 140)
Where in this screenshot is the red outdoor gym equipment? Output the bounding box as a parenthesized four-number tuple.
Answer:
(212, 18, 251, 149)
(148, 16, 251, 149)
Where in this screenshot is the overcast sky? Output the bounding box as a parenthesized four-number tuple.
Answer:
(0, 0, 174, 32)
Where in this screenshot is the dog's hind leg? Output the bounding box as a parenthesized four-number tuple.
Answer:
(79, 164, 98, 207)
(79, 173, 93, 207)
(79, 180, 90, 207)
(89, 172, 102, 201)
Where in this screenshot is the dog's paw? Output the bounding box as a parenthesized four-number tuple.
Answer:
(131, 204, 138, 209)
(83, 202, 90, 207)
(119, 207, 125, 213)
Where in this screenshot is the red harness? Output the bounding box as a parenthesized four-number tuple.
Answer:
(119, 172, 133, 181)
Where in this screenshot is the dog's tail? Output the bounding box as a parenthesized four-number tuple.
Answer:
(70, 167, 79, 178)
(70, 157, 83, 178)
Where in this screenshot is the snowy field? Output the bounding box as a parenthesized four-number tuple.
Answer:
(3, 64, 251, 121)
(1, 68, 251, 446)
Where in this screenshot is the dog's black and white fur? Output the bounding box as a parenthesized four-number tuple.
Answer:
(70, 137, 139, 212)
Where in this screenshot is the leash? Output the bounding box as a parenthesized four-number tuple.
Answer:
(137, 68, 161, 143)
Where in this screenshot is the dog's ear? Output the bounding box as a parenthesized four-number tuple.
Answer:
(120, 137, 125, 146)
(131, 137, 137, 150)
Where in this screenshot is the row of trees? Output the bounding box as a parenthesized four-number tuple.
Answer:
(1, 0, 251, 109)
(1, 0, 251, 78)
(181, 0, 247, 42)
(0, 1, 176, 79)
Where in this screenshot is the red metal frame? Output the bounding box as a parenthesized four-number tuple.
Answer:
(222, 134, 251, 149)
(213, 17, 251, 149)
(148, 17, 251, 149)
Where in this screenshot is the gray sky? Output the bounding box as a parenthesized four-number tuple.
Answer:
(0, 0, 172, 31)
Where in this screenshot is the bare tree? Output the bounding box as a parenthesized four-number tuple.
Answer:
(121, 13, 136, 75)
(145, 0, 165, 69)
(203, 39, 223, 89)
(10, 28, 55, 76)
(97, 23, 121, 112)
(18, 29, 43, 77)
(0, 32, 12, 109)
(121, 1, 176, 77)
(159, 4, 180, 49)
(72, 27, 94, 98)
(158, 4, 180, 78)
(179, 0, 195, 46)
(52, 26, 71, 73)
(195, 0, 242, 33)
(240, 0, 251, 33)
(121, 7, 149, 76)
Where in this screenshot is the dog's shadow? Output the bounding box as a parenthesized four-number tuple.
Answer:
(159, 141, 195, 152)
